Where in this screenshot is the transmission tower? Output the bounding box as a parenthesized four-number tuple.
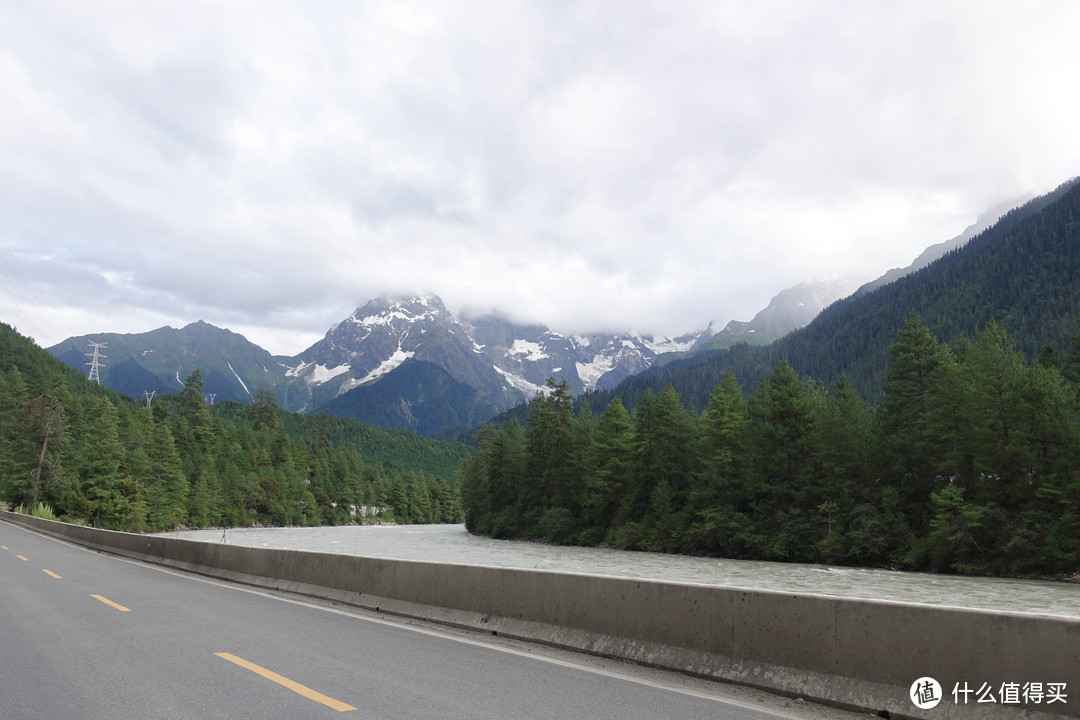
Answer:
(206, 393, 217, 406)
(144, 390, 156, 408)
(85, 342, 108, 384)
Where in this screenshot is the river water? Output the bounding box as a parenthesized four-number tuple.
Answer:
(157, 524, 1080, 618)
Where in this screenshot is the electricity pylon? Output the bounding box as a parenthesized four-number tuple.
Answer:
(85, 342, 107, 384)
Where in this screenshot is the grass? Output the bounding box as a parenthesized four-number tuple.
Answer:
(13, 502, 58, 520)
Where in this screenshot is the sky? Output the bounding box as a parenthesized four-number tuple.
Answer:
(2, 1, 1080, 356)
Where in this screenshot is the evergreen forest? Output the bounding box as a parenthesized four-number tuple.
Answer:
(0, 323, 467, 531)
(461, 314, 1080, 577)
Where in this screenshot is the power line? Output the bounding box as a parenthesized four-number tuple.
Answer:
(0, 249, 83, 345)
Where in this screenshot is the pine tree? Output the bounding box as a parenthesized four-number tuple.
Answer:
(583, 398, 634, 536)
(0, 370, 35, 506)
(744, 360, 816, 558)
(145, 416, 190, 530)
(74, 396, 140, 530)
(695, 370, 747, 508)
(524, 378, 577, 521)
(877, 311, 945, 536)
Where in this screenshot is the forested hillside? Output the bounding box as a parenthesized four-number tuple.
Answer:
(581, 177, 1080, 416)
(0, 323, 467, 531)
(462, 316, 1080, 577)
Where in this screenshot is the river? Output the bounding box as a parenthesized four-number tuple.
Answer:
(157, 523, 1080, 618)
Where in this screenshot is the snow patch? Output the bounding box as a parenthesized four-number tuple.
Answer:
(306, 363, 351, 386)
(284, 360, 312, 378)
(494, 365, 548, 397)
(508, 339, 549, 361)
(352, 306, 434, 329)
(227, 361, 252, 397)
(337, 348, 414, 395)
(576, 354, 615, 391)
(637, 335, 699, 355)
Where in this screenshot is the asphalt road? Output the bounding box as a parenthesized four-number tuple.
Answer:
(0, 519, 860, 720)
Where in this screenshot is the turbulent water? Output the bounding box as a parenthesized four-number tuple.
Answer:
(157, 524, 1080, 618)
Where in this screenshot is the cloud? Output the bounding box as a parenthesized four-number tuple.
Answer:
(2, 1, 1080, 354)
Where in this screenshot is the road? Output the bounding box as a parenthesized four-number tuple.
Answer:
(0, 519, 860, 720)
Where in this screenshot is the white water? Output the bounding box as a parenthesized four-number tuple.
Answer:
(157, 524, 1080, 618)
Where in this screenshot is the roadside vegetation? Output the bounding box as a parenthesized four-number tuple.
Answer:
(462, 314, 1080, 578)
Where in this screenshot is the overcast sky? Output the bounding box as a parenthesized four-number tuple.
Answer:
(2, 1, 1079, 356)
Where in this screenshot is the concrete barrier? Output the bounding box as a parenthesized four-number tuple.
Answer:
(3, 510, 1075, 720)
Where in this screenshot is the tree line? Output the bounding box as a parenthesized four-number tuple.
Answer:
(0, 323, 465, 531)
(461, 313, 1080, 577)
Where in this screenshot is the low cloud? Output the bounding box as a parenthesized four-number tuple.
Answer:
(2, 1, 1079, 354)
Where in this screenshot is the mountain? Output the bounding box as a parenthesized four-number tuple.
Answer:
(581, 176, 1080, 415)
(851, 196, 1029, 298)
(282, 295, 705, 433)
(49, 295, 709, 436)
(1, 320, 471, 532)
(461, 311, 701, 395)
(694, 275, 863, 353)
(58, 187, 1051, 439)
(276, 295, 521, 416)
(48, 321, 286, 403)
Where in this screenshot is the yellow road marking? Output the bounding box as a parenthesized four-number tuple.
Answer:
(1, 545, 8, 550)
(91, 594, 131, 612)
(42, 569, 62, 579)
(16, 555, 28, 561)
(215, 652, 356, 712)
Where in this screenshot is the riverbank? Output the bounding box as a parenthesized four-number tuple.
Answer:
(157, 524, 1080, 617)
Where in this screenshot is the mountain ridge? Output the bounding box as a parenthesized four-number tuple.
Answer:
(45, 189, 1049, 435)
(576, 176, 1080, 417)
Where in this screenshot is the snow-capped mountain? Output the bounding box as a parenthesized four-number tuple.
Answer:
(46, 289, 827, 436)
(277, 295, 521, 416)
(462, 311, 701, 396)
(282, 295, 706, 424)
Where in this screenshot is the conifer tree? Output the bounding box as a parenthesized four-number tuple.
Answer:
(74, 396, 140, 530)
(583, 398, 634, 535)
(696, 370, 747, 508)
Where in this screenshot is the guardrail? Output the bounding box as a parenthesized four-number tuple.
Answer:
(3, 510, 1074, 720)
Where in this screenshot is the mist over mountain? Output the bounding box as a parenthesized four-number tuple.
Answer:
(694, 275, 863, 353)
(47, 185, 1057, 437)
(578, 176, 1080, 417)
(48, 294, 711, 435)
(47, 279, 820, 436)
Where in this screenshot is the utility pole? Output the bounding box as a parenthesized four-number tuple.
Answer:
(85, 342, 107, 384)
(30, 395, 60, 509)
